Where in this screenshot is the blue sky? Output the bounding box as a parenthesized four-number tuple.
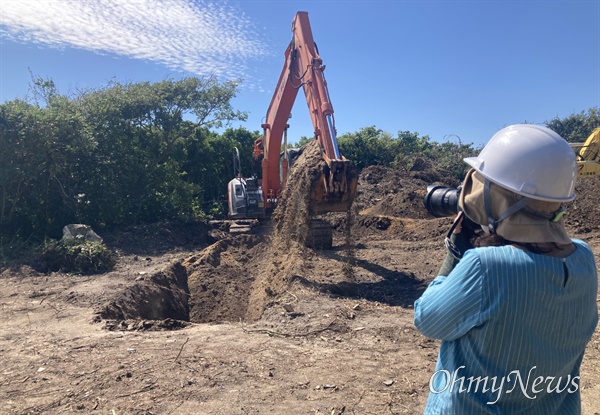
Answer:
(1, 0, 599, 148)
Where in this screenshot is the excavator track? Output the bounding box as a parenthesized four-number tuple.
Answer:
(306, 218, 333, 250)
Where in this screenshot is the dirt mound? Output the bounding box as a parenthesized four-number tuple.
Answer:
(355, 165, 459, 220)
(353, 165, 600, 238)
(248, 139, 344, 316)
(353, 163, 600, 234)
(98, 262, 189, 321)
(565, 175, 600, 233)
(185, 234, 269, 322)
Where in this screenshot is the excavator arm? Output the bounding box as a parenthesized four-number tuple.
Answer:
(253, 11, 357, 214)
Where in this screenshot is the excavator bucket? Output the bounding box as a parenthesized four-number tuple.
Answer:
(310, 158, 358, 214)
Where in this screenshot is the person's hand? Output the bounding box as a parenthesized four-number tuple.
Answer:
(451, 212, 464, 234)
(444, 211, 474, 261)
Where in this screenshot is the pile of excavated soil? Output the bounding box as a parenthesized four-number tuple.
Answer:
(565, 175, 600, 233)
(349, 165, 600, 239)
(354, 165, 600, 235)
(355, 164, 459, 220)
(98, 261, 189, 322)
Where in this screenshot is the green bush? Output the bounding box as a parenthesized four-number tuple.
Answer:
(0, 235, 41, 268)
(39, 240, 116, 274)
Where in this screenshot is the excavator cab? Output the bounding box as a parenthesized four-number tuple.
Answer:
(228, 147, 265, 219)
(228, 177, 264, 219)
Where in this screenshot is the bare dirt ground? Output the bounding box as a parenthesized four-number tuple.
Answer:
(1, 160, 600, 415)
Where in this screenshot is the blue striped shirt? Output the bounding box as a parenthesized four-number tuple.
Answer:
(414, 239, 598, 414)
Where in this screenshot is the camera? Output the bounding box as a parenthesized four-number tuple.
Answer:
(423, 184, 481, 241)
(423, 185, 461, 218)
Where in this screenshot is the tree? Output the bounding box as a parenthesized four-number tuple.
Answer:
(0, 99, 50, 233)
(182, 127, 261, 217)
(388, 130, 434, 171)
(72, 77, 247, 225)
(1, 76, 248, 238)
(292, 135, 313, 148)
(337, 126, 396, 170)
(428, 140, 477, 181)
(545, 107, 600, 142)
(0, 88, 95, 237)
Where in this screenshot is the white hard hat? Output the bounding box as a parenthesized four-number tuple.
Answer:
(464, 124, 577, 202)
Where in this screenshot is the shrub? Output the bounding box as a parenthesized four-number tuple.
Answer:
(39, 240, 116, 274)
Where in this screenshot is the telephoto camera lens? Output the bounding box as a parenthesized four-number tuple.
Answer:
(423, 185, 461, 217)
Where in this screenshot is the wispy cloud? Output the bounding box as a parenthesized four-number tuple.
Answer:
(0, 0, 269, 80)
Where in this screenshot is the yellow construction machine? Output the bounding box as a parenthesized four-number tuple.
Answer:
(571, 127, 600, 177)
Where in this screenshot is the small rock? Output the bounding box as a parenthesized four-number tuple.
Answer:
(384, 379, 395, 386)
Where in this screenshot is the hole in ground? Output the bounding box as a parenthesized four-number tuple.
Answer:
(97, 235, 269, 326)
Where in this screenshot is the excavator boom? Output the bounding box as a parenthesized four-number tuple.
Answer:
(252, 11, 357, 215)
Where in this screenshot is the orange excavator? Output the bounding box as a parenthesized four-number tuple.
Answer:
(228, 12, 357, 222)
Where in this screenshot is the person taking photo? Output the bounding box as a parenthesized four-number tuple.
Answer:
(414, 124, 599, 414)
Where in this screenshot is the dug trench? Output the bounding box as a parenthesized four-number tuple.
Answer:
(96, 140, 360, 327)
(97, 234, 270, 325)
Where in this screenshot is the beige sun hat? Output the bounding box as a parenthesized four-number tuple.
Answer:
(458, 169, 572, 245)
